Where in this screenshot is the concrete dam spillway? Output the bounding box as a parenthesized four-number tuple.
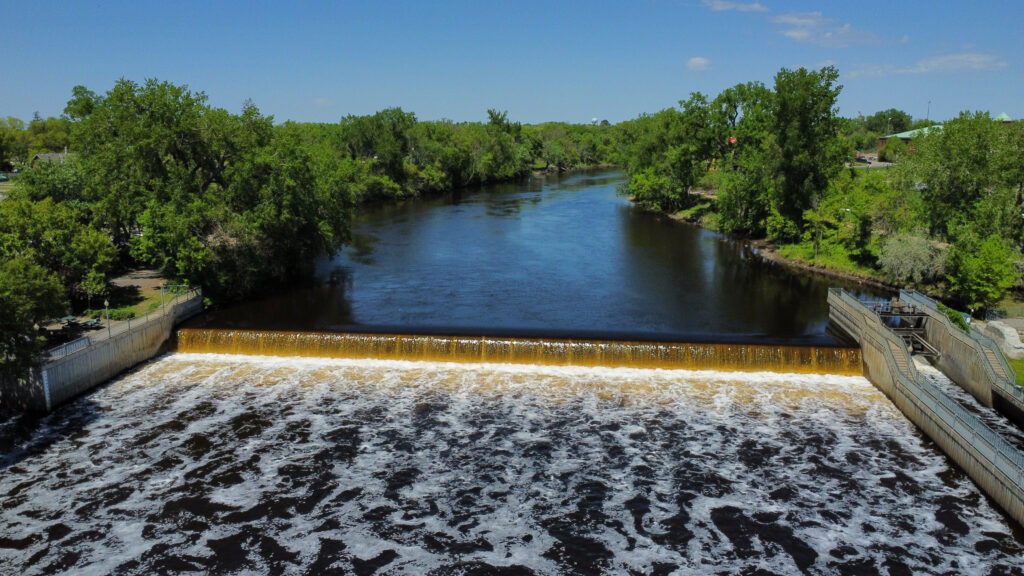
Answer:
(175, 329, 865, 375)
(5, 170, 1024, 573)
(6, 336, 1024, 574)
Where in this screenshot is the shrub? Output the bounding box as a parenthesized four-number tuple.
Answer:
(947, 234, 1018, 311)
(86, 306, 137, 321)
(937, 300, 970, 334)
(879, 233, 946, 284)
(879, 137, 907, 162)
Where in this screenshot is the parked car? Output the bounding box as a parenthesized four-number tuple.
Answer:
(854, 155, 870, 164)
(0, 174, 9, 181)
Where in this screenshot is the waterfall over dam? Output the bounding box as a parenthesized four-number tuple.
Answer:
(176, 328, 864, 375)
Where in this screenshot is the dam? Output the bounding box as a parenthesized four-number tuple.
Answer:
(4, 341, 1024, 573)
(3, 170, 1024, 573)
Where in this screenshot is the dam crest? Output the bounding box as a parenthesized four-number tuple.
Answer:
(175, 328, 863, 376)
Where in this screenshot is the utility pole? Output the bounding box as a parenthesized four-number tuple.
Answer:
(926, 100, 931, 122)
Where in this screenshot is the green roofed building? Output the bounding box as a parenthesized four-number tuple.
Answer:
(878, 125, 942, 149)
(994, 112, 1013, 124)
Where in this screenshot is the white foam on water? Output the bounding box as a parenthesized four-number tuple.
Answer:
(1, 352, 1022, 575)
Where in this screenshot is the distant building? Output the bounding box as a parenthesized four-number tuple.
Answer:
(877, 125, 943, 150)
(30, 152, 71, 169)
(994, 112, 1013, 124)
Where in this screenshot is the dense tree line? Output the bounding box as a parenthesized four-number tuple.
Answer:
(0, 114, 71, 170)
(618, 66, 1023, 315)
(619, 66, 845, 238)
(0, 78, 620, 372)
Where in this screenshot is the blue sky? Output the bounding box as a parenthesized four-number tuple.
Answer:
(2, 0, 1021, 125)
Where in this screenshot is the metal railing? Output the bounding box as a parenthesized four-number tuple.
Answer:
(46, 336, 91, 359)
(835, 289, 1024, 488)
(900, 290, 1022, 403)
(44, 286, 202, 361)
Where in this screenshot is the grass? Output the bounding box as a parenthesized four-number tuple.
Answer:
(995, 293, 1024, 319)
(1008, 357, 1024, 387)
(776, 242, 884, 279)
(674, 200, 713, 222)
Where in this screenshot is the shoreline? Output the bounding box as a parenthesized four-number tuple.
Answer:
(660, 206, 900, 293)
(746, 237, 898, 293)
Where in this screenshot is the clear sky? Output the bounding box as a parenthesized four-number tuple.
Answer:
(2, 0, 1021, 125)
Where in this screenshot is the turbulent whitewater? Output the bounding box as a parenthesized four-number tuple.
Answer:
(2, 353, 1022, 575)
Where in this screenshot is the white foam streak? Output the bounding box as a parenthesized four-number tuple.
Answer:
(1, 353, 1022, 574)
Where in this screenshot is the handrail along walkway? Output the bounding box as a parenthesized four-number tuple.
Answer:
(828, 288, 1024, 527)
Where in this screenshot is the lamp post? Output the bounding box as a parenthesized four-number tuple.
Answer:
(104, 299, 111, 338)
(886, 117, 891, 135)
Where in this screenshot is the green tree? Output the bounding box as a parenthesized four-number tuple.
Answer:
(878, 137, 907, 162)
(0, 117, 28, 170)
(13, 158, 85, 202)
(25, 116, 71, 156)
(947, 232, 1018, 312)
(68, 79, 221, 250)
(771, 66, 844, 233)
(0, 197, 117, 300)
(865, 108, 912, 135)
(712, 81, 775, 235)
(0, 257, 66, 374)
(901, 112, 999, 237)
(619, 94, 715, 212)
(879, 233, 946, 284)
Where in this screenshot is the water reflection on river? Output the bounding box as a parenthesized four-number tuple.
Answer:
(2, 355, 1022, 574)
(191, 170, 883, 343)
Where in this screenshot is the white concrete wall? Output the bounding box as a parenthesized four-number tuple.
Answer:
(829, 289, 1024, 528)
(1, 292, 202, 412)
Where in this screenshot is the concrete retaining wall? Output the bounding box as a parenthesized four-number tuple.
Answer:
(900, 290, 1024, 422)
(829, 288, 1024, 528)
(0, 290, 203, 412)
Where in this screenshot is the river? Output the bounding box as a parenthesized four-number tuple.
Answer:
(190, 170, 880, 343)
(2, 170, 1023, 574)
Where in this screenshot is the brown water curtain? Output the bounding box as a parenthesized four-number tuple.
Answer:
(177, 329, 863, 376)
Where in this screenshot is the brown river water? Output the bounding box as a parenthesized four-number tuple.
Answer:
(2, 354, 1023, 574)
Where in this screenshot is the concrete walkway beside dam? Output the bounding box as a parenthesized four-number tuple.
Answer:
(0, 287, 203, 412)
(829, 288, 1024, 528)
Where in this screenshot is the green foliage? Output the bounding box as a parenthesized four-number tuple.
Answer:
(878, 137, 907, 162)
(617, 94, 717, 212)
(87, 306, 136, 321)
(900, 112, 999, 237)
(710, 82, 775, 235)
(766, 207, 801, 243)
(946, 232, 1019, 312)
(936, 300, 971, 334)
(878, 233, 946, 284)
(0, 256, 66, 374)
(12, 159, 84, 202)
(771, 66, 844, 231)
(0, 197, 117, 300)
(0, 117, 27, 170)
(865, 108, 912, 135)
(625, 168, 673, 212)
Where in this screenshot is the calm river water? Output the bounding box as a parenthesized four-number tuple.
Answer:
(191, 170, 882, 343)
(3, 170, 1024, 574)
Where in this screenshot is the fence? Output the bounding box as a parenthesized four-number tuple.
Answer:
(829, 288, 1024, 527)
(0, 286, 203, 412)
(900, 289, 1024, 414)
(45, 286, 202, 361)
